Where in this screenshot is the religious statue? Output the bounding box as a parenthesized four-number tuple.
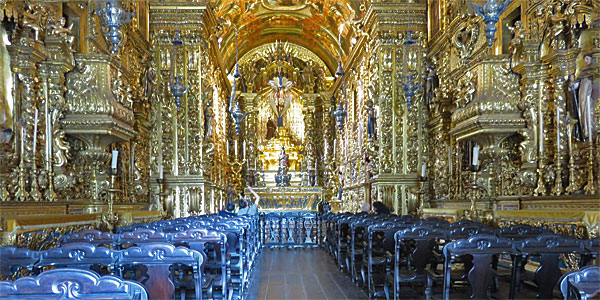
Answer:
(265, 119, 277, 140)
(569, 53, 599, 142)
(275, 147, 291, 186)
(48, 17, 75, 49)
(203, 101, 215, 142)
(143, 65, 156, 100)
(301, 61, 314, 92)
(507, 20, 527, 68)
(268, 75, 293, 127)
(424, 66, 439, 108)
(366, 100, 376, 140)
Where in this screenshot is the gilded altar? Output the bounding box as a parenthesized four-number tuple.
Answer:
(259, 127, 303, 171)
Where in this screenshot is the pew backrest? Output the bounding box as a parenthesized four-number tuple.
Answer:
(0, 268, 148, 300)
(116, 242, 204, 300)
(36, 243, 117, 274)
(119, 229, 171, 247)
(0, 246, 40, 280)
(560, 266, 600, 300)
(60, 229, 119, 248)
(496, 224, 551, 240)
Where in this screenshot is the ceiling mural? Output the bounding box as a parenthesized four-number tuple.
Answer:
(213, 0, 360, 73)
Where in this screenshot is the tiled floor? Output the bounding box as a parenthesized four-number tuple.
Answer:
(246, 248, 369, 300)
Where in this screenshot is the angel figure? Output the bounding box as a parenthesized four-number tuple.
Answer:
(267, 75, 294, 127)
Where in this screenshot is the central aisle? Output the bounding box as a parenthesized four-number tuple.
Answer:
(246, 248, 369, 300)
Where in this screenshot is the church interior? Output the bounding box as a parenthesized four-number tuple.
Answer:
(0, 0, 599, 299)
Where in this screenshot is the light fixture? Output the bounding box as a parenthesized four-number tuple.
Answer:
(170, 27, 187, 111)
(97, 0, 133, 54)
(472, 0, 513, 46)
(402, 0, 422, 110)
(229, 102, 250, 135)
(171, 76, 187, 111)
(332, 61, 347, 134)
(332, 100, 347, 134)
(402, 75, 421, 109)
(228, 27, 247, 135)
(172, 30, 183, 46)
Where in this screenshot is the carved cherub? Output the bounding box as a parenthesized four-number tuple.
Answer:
(49, 17, 73, 37)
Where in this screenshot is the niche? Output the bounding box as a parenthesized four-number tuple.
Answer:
(501, 7, 521, 55)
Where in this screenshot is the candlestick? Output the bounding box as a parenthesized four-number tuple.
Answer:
(234, 139, 238, 157)
(334, 138, 337, 157)
(111, 148, 118, 169)
(556, 105, 560, 148)
(45, 109, 51, 169)
(14, 121, 29, 202)
(32, 109, 38, 154)
(472, 144, 479, 166)
(448, 145, 452, 173)
(539, 101, 544, 154)
(21, 125, 25, 158)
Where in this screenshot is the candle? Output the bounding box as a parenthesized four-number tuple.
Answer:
(234, 139, 238, 157)
(421, 162, 426, 177)
(472, 144, 479, 166)
(226, 141, 229, 156)
(32, 109, 38, 154)
(159, 164, 163, 179)
(448, 145, 452, 173)
(46, 109, 51, 167)
(111, 148, 118, 169)
(243, 140, 246, 159)
(539, 82, 544, 154)
(334, 138, 337, 156)
(131, 143, 135, 176)
(21, 123, 25, 158)
(587, 102, 592, 143)
(556, 105, 560, 150)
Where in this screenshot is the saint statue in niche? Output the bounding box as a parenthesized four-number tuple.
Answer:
(267, 75, 293, 127)
(569, 53, 599, 142)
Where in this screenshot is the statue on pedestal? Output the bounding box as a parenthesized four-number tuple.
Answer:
(275, 146, 291, 187)
(569, 53, 599, 142)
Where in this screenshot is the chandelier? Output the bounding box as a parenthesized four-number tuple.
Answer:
(228, 27, 248, 135)
(171, 30, 187, 111)
(332, 61, 347, 134)
(97, 0, 134, 54)
(402, 0, 421, 110)
(472, 0, 513, 46)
